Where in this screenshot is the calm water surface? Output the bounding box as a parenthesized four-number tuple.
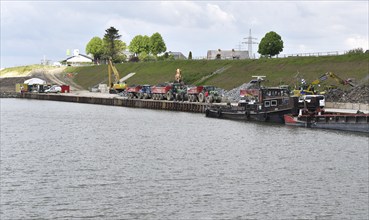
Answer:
(1, 99, 368, 219)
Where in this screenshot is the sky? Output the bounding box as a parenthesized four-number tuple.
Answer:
(1, 0, 368, 68)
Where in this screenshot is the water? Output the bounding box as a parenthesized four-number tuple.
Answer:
(1, 99, 368, 219)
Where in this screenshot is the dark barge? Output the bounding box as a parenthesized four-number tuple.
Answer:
(205, 76, 294, 124)
(284, 95, 369, 133)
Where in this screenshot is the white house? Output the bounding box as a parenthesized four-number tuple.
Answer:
(63, 54, 93, 66)
(207, 50, 249, 60)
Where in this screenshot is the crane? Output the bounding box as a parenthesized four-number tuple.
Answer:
(325, 72, 355, 87)
(108, 59, 127, 94)
(293, 71, 355, 96)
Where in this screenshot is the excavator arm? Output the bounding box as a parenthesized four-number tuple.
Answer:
(325, 72, 355, 87)
(108, 59, 120, 87)
(108, 59, 127, 93)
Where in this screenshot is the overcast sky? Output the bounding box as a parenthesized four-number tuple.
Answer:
(1, 1, 368, 68)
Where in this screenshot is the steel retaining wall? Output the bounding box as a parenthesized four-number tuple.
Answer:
(20, 93, 207, 113)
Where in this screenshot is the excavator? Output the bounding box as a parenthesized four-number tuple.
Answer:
(108, 58, 127, 94)
(293, 71, 355, 96)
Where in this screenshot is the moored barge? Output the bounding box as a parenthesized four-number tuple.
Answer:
(284, 95, 369, 133)
(205, 76, 294, 123)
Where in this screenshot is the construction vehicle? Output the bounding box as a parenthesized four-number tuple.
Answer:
(293, 72, 355, 96)
(151, 83, 173, 100)
(188, 85, 222, 103)
(137, 85, 152, 99)
(126, 85, 142, 99)
(166, 83, 187, 101)
(108, 59, 127, 94)
(175, 68, 182, 83)
(325, 71, 355, 86)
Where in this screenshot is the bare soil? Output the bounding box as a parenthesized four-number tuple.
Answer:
(0, 67, 84, 93)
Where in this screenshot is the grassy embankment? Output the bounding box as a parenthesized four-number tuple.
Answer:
(2, 53, 367, 91)
(68, 53, 368, 90)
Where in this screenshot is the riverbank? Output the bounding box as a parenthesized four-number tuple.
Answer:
(1, 91, 368, 114)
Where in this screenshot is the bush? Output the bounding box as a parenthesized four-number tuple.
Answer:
(346, 48, 364, 54)
(129, 56, 140, 62)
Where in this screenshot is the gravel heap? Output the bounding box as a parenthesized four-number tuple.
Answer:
(222, 82, 252, 102)
(325, 84, 369, 104)
(221, 83, 369, 104)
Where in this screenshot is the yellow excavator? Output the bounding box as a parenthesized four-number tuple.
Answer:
(108, 59, 127, 94)
(293, 71, 355, 96)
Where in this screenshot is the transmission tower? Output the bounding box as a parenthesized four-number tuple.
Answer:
(234, 42, 245, 51)
(242, 29, 258, 59)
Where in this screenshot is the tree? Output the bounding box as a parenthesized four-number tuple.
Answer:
(129, 35, 150, 56)
(103, 26, 123, 62)
(86, 37, 103, 63)
(258, 31, 284, 57)
(188, 51, 192, 60)
(150, 32, 167, 57)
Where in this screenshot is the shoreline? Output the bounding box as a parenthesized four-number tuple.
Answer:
(1, 91, 368, 114)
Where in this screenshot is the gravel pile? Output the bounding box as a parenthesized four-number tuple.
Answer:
(222, 82, 252, 102)
(325, 85, 369, 104)
(221, 83, 369, 104)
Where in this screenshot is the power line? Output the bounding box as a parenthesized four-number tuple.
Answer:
(234, 42, 245, 51)
(242, 29, 258, 59)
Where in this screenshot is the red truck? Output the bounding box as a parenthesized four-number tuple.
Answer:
(126, 85, 142, 99)
(151, 84, 173, 100)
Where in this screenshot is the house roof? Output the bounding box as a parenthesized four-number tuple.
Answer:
(63, 54, 93, 63)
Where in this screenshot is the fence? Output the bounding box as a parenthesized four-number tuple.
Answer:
(276, 51, 344, 58)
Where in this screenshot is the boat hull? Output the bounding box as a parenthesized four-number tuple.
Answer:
(206, 107, 290, 124)
(284, 114, 369, 133)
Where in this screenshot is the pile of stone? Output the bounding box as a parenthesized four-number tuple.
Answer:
(222, 82, 369, 104)
(222, 83, 252, 102)
(325, 85, 369, 104)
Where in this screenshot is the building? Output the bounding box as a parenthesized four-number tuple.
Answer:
(207, 50, 249, 60)
(168, 51, 187, 60)
(62, 54, 93, 66)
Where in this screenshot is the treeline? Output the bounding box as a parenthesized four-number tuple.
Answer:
(85, 26, 175, 63)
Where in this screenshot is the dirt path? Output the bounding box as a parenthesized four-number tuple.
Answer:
(43, 68, 84, 91)
(0, 67, 85, 93)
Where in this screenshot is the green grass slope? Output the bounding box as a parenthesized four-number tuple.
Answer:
(57, 53, 369, 90)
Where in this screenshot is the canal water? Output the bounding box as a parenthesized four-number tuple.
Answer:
(1, 99, 368, 219)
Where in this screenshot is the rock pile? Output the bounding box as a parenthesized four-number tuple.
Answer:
(221, 83, 369, 104)
(222, 83, 252, 102)
(325, 85, 369, 104)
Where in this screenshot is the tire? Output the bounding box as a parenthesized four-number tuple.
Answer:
(153, 94, 157, 100)
(217, 109, 222, 118)
(159, 94, 163, 100)
(175, 94, 181, 101)
(206, 95, 214, 103)
(198, 93, 205, 102)
(166, 91, 173, 101)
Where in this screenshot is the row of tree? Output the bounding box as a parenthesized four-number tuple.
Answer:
(86, 27, 167, 63)
(86, 27, 285, 63)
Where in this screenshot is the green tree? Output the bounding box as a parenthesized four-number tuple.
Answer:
(86, 37, 103, 63)
(150, 32, 167, 57)
(129, 35, 150, 56)
(188, 51, 192, 60)
(103, 26, 123, 62)
(258, 31, 284, 57)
